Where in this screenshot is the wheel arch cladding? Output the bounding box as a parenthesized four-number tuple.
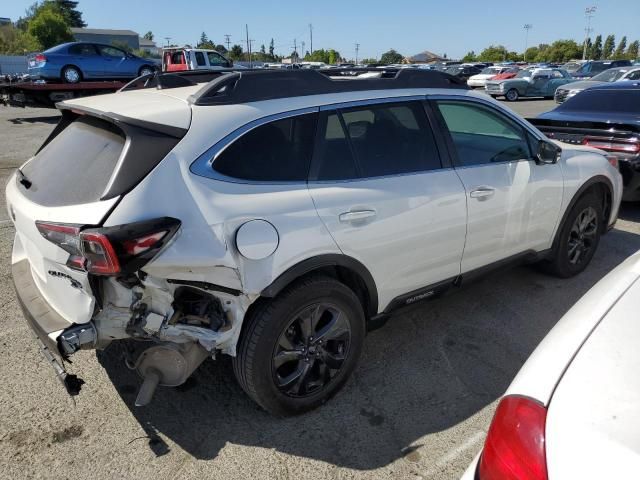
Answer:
(260, 254, 379, 319)
(555, 175, 613, 251)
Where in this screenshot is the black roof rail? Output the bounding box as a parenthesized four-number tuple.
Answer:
(189, 68, 469, 106)
(119, 69, 239, 92)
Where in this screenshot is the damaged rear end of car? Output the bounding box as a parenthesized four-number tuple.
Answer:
(7, 89, 251, 406)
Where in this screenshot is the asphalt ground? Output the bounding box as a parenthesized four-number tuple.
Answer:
(0, 99, 638, 480)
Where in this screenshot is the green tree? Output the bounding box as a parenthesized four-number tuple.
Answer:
(591, 35, 603, 59)
(143, 31, 154, 41)
(584, 37, 592, 59)
(543, 39, 582, 62)
(269, 38, 274, 58)
(461, 50, 477, 62)
(627, 40, 639, 61)
(0, 24, 42, 54)
(197, 32, 215, 49)
(379, 48, 403, 64)
(214, 44, 227, 54)
(229, 44, 243, 60)
(477, 45, 508, 62)
(360, 57, 378, 65)
(524, 46, 539, 62)
(603, 35, 615, 59)
(27, 3, 72, 49)
(51, 0, 85, 28)
(613, 36, 627, 59)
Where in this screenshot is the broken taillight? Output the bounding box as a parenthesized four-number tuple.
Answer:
(36, 217, 180, 276)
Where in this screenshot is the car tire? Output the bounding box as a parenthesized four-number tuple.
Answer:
(138, 66, 155, 77)
(233, 275, 366, 416)
(542, 193, 603, 278)
(61, 66, 82, 84)
(505, 89, 519, 101)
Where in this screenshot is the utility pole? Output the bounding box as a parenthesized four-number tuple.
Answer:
(583, 6, 596, 60)
(309, 23, 313, 54)
(224, 34, 231, 52)
(245, 24, 251, 67)
(355, 43, 360, 65)
(523, 24, 532, 62)
(301, 41, 305, 60)
(164, 37, 171, 47)
(293, 38, 298, 63)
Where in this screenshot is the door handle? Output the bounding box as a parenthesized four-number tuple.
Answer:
(339, 210, 377, 223)
(469, 187, 496, 199)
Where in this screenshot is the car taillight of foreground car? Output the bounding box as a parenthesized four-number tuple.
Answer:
(478, 395, 548, 480)
(36, 217, 181, 276)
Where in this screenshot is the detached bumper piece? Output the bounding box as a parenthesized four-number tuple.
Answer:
(12, 259, 90, 396)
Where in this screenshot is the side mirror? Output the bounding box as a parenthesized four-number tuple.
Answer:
(536, 140, 560, 164)
(227, 60, 233, 68)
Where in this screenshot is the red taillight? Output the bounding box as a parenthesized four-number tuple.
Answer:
(582, 137, 640, 154)
(122, 231, 167, 255)
(34, 54, 47, 63)
(478, 395, 548, 480)
(80, 231, 121, 275)
(35, 217, 180, 276)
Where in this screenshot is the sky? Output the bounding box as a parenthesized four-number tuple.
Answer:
(4, 0, 640, 60)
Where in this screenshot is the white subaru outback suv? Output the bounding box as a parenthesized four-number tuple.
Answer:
(7, 69, 622, 415)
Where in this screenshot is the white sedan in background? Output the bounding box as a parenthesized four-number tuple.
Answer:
(462, 249, 640, 480)
(467, 66, 517, 87)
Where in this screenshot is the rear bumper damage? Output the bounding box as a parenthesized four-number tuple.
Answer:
(13, 257, 251, 405)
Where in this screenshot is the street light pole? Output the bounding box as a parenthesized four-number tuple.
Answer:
(523, 24, 532, 62)
(583, 6, 596, 60)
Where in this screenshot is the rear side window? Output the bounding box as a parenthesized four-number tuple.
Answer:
(207, 52, 227, 66)
(195, 51, 206, 66)
(312, 101, 441, 180)
(213, 114, 317, 182)
(69, 44, 96, 55)
(20, 117, 125, 206)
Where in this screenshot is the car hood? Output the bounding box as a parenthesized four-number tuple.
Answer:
(536, 110, 640, 128)
(545, 273, 640, 479)
(469, 73, 496, 80)
(557, 80, 605, 91)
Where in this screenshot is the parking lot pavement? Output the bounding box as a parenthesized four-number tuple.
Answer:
(0, 103, 638, 480)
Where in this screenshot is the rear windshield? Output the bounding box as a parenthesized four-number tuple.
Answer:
(19, 116, 125, 206)
(558, 89, 640, 114)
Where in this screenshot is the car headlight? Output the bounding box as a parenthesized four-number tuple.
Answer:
(568, 89, 581, 97)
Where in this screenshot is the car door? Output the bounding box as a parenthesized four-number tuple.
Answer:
(307, 99, 468, 311)
(67, 43, 101, 79)
(432, 97, 564, 273)
(97, 45, 133, 77)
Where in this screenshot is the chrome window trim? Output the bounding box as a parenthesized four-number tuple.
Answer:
(308, 167, 456, 185)
(189, 107, 319, 185)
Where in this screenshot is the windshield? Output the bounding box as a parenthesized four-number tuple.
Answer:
(445, 67, 462, 74)
(562, 62, 583, 72)
(516, 70, 532, 78)
(480, 67, 498, 74)
(591, 69, 626, 82)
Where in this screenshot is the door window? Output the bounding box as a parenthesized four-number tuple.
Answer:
(207, 52, 227, 66)
(312, 101, 441, 180)
(194, 51, 206, 66)
(436, 101, 531, 166)
(98, 46, 126, 58)
(213, 113, 317, 182)
(69, 44, 97, 55)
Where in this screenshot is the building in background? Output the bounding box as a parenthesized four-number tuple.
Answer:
(406, 50, 446, 64)
(0, 17, 12, 26)
(139, 37, 159, 56)
(71, 28, 140, 50)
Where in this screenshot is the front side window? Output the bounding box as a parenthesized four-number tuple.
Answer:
(207, 52, 227, 66)
(436, 101, 531, 166)
(213, 113, 317, 182)
(99, 46, 126, 58)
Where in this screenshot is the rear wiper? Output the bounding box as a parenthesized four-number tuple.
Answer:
(17, 168, 32, 189)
